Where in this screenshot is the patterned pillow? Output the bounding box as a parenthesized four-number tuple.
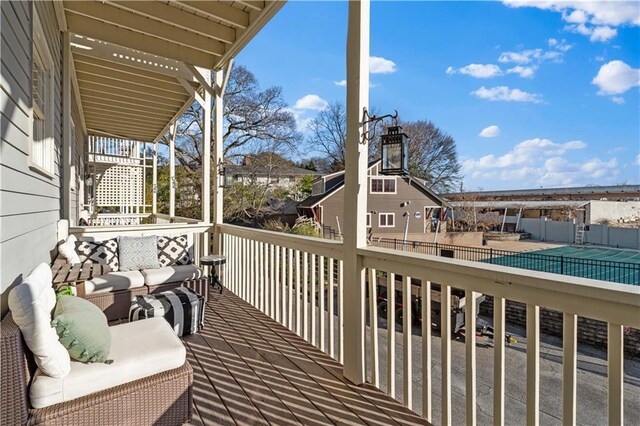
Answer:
(118, 236, 159, 271)
(157, 235, 192, 267)
(75, 238, 119, 271)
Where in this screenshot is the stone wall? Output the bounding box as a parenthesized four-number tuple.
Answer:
(480, 296, 640, 356)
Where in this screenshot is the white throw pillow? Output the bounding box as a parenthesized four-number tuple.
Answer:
(8, 263, 71, 378)
(58, 235, 81, 264)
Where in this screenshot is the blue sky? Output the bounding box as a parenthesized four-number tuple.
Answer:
(236, 1, 640, 190)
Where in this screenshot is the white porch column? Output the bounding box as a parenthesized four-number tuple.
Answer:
(152, 142, 158, 215)
(212, 68, 224, 252)
(169, 122, 176, 217)
(62, 31, 73, 222)
(342, 0, 370, 385)
(201, 67, 212, 257)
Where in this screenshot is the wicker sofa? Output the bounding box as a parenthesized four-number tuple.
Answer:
(52, 243, 210, 323)
(1, 312, 193, 426)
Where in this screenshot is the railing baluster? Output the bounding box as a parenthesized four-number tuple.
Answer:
(270, 244, 275, 318)
(369, 268, 379, 387)
(563, 313, 577, 426)
(288, 247, 293, 330)
(403, 274, 412, 409)
(494, 297, 505, 426)
(422, 279, 431, 421)
(527, 304, 540, 426)
(608, 323, 623, 425)
(329, 258, 335, 359)
(339, 259, 344, 364)
(295, 250, 301, 336)
(259, 242, 265, 313)
(275, 244, 280, 323)
(442, 284, 452, 426)
(253, 240, 258, 308)
(319, 255, 326, 353)
(303, 252, 309, 341)
(388, 272, 396, 399)
(311, 254, 317, 346)
(465, 290, 477, 426)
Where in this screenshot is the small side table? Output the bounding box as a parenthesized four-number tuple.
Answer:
(200, 255, 226, 294)
(51, 263, 111, 296)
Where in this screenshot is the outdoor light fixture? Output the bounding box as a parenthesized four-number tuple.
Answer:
(380, 125, 409, 175)
(360, 108, 409, 175)
(217, 159, 228, 188)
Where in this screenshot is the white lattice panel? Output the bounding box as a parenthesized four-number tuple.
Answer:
(95, 164, 144, 208)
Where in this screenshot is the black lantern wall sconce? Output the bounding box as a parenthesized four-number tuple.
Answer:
(217, 159, 229, 188)
(360, 107, 409, 176)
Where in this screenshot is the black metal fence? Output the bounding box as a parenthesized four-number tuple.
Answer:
(371, 238, 640, 285)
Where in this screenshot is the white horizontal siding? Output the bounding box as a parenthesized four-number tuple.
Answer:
(0, 1, 63, 316)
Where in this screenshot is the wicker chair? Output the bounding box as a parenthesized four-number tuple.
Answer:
(1, 313, 193, 425)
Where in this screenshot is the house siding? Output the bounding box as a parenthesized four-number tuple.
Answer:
(317, 176, 442, 235)
(0, 1, 64, 316)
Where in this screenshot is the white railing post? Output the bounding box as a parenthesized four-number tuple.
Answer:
(388, 273, 396, 399)
(342, 0, 370, 385)
(369, 268, 379, 387)
(169, 121, 176, 218)
(563, 313, 577, 426)
(421, 279, 432, 421)
(212, 68, 224, 252)
(442, 284, 452, 426)
(403, 274, 412, 409)
(608, 323, 623, 425)
(494, 297, 505, 426)
(527, 304, 540, 426)
(465, 290, 477, 426)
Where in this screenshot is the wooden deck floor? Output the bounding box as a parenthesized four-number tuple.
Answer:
(182, 291, 430, 426)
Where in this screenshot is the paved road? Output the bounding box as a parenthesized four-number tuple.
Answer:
(362, 315, 640, 426)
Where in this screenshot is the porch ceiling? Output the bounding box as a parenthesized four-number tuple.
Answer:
(61, 0, 284, 142)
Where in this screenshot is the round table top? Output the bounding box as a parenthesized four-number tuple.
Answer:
(200, 255, 226, 265)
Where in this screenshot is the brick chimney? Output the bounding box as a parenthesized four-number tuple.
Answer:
(242, 156, 252, 166)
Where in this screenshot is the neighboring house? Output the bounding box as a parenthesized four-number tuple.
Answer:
(226, 157, 319, 196)
(298, 160, 448, 237)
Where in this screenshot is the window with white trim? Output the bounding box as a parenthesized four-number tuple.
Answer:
(30, 14, 55, 176)
(379, 213, 395, 228)
(370, 177, 396, 193)
(366, 213, 371, 228)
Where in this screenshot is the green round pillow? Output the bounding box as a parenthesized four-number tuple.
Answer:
(51, 295, 113, 364)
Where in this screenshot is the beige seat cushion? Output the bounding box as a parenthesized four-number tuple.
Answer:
(30, 316, 186, 409)
(141, 265, 203, 286)
(84, 270, 145, 294)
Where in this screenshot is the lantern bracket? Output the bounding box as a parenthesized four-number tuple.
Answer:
(360, 108, 398, 144)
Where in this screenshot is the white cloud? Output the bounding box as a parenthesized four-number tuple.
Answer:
(503, 1, 640, 26)
(590, 26, 618, 42)
(506, 65, 536, 78)
(463, 135, 619, 186)
(504, 1, 639, 42)
(479, 125, 501, 138)
(634, 155, 640, 166)
(592, 60, 640, 95)
(611, 96, 625, 104)
(463, 138, 586, 171)
(471, 86, 544, 103)
(370, 56, 397, 74)
(499, 49, 542, 64)
(446, 63, 502, 78)
(334, 80, 346, 87)
(294, 94, 328, 111)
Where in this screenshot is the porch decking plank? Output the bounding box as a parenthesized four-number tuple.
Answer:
(185, 290, 431, 426)
(208, 302, 360, 425)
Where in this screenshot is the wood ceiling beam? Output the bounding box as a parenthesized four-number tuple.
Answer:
(82, 90, 182, 114)
(176, 1, 249, 29)
(83, 110, 169, 127)
(236, 1, 264, 12)
(65, 1, 225, 57)
(82, 100, 176, 120)
(73, 53, 184, 86)
(105, 0, 236, 45)
(78, 80, 189, 104)
(65, 13, 217, 69)
(84, 117, 164, 134)
(69, 35, 197, 81)
(79, 90, 185, 114)
(153, 96, 195, 142)
(75, 70, 188, 100)
(82, 108, 172, 126)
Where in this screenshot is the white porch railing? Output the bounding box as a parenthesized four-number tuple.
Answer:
(218, 224, 640, 425)
(87, 136, 143, 164)
(91, 213, 148, 226)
